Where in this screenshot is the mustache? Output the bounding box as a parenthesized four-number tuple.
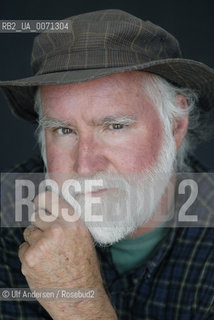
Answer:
(44, 171, 171, 200)
(46, 171, 146, 194)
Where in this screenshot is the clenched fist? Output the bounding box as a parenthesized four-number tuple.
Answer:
(18, 191, 117, 320)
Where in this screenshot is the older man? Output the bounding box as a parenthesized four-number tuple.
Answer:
(0, 9, 214, 320)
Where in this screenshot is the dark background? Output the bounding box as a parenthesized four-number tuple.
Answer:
(0, 0, 213, 171)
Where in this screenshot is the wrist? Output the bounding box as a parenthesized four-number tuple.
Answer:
(47, 286, 117, 320)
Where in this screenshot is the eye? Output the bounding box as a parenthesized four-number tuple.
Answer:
(109, 123, 126, 130)
(56, 127, 74, 135)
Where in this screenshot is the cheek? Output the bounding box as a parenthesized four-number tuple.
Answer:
(111, 111, 164, 173)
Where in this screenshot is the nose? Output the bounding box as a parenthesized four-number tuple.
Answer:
(73, 135, 109, 176)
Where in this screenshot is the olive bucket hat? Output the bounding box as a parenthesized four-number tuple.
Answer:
(1, 9, 214, 122)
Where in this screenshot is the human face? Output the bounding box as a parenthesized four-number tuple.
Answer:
(40, 72, 175, 244)
(40, 72, 164, 176)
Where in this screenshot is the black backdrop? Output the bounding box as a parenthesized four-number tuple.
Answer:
(0, 0, 214, 171)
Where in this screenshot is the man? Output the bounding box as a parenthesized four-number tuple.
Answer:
(0, 9, 214, 320)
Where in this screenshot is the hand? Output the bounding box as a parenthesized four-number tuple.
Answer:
(18, 191, 117, 320)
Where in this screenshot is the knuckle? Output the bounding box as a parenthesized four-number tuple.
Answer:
(23, 249, 34, 267)
(49, 224, 64, 239)
(37, 238, 49, 254)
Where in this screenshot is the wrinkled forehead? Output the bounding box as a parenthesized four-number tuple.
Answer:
(39, 72, 159, 123)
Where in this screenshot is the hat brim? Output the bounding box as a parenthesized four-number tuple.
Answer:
(1, 58, 214, 122)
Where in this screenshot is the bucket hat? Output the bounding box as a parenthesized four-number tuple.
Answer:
(1, 9, 214, 122)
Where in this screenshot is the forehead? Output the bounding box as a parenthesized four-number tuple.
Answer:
(40, 71, 157, 119)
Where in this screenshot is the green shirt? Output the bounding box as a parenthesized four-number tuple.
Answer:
(110, 222, 169, 274)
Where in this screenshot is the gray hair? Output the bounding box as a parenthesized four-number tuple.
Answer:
(140, 74, 201, 171)
(34, 73, 205, 172)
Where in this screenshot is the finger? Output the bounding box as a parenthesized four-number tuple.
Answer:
(34, 191, 82, 226)
(23, 225, 43, 245)
(23, 225, 37, 242)
(31, 209, 59, 231)
(34, 191, 61, 218)
(18, 242, 29, 263)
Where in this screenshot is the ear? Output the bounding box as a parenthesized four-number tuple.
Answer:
(173, 94, 189, 151)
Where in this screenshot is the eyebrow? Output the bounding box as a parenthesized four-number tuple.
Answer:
(38, 115, 72, 128)
(92, 115, 137, 126)
(39, 114, 137, 128)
